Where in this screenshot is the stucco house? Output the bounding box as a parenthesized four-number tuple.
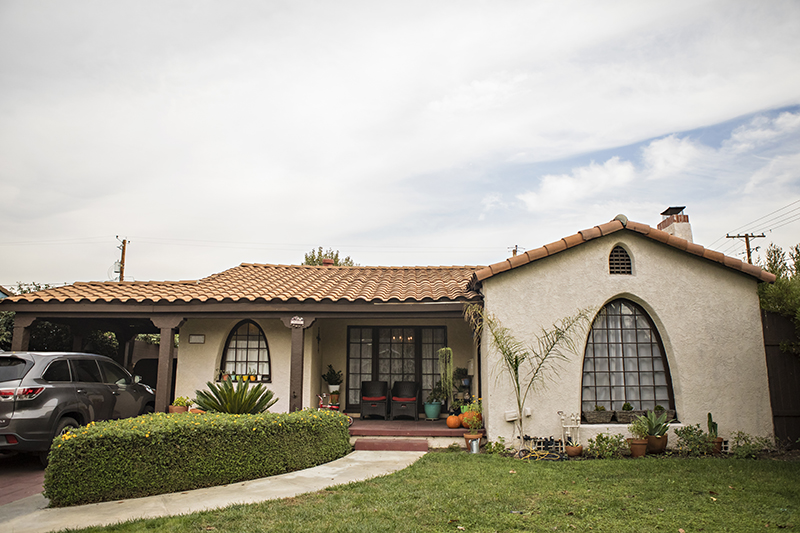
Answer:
(2, 210, 777, 445)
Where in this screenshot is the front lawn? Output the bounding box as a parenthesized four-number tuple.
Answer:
(71, 453, 799, 532)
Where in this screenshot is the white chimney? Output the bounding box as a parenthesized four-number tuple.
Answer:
(657, 206, 693, 243)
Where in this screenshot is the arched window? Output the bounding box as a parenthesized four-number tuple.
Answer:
(609, 245, 632, 275)
(221, 320, 271, 382)
(581, 299, 673, 412)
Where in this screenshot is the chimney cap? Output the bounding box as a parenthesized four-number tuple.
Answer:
(661, 206, 686, 216)
(322, 258, 335, 266)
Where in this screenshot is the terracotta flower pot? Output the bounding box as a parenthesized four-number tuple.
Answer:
(168, 405, 188, 413)
(646, 434, 668, 454)
(464, 433, 482, 453)
(712, 436, 723, 455)
(628, 438, 647, 458)
(565, 445, 583, 457)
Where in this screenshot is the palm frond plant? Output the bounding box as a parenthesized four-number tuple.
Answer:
(194, 378, 278, 414)
(463, 304, 592, 451)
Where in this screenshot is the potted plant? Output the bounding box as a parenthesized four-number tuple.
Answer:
(424, 381, 445, 420)
(652, 404, 676, 422)
(321, 364, 343, 393)
(438, 347, 455, 410)
(461, 397, 482, 429)
(644, 410, 673, 454)
(708, 413, 723, 454)
(169, 396, 191, 413)
(627, 415, 649, 458)
(616, 402, 645, 424)
(565, 438, 583, 457)
(583, 405, 613, 424)
(463, 399, 483, 453)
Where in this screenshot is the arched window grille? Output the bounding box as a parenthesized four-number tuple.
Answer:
(581, 299, 674, 412)
(221, 320, 271, 381)
(609, 245, 632, 275)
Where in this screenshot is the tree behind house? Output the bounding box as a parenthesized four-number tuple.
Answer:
(758, 242, 800, 355)
(303, 247, 357, 266)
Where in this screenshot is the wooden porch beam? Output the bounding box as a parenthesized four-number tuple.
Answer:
(281, 316, 316, 412)
(151, 316, 185, 413)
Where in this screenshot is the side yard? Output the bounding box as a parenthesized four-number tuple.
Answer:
(70, 452, 799, 532)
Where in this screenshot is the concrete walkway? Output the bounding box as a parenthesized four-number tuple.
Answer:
(2, 450, 426, 533)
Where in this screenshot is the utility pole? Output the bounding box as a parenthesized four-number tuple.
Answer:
(116, 236, 128, 282)
(726, 233, 765, 264)
(509, 245, 521, 257)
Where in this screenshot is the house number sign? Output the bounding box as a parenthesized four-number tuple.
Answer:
(290, 316, 304, 327)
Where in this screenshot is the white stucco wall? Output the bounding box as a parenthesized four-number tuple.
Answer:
(480, 232, 773, 446)
(175, 318, 293, 414)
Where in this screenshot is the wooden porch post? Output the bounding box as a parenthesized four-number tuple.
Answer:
(71, 325, 87, 352)
(151, 316, 184, 413)
(281, 316, 316, 412)
(11, 314, 35, 351)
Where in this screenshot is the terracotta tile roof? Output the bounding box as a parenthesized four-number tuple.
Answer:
(4, 264, 483, 304)
(474, 217, 777, 284)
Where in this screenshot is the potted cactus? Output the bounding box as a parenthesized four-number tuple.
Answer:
(708, 413, 723, 454)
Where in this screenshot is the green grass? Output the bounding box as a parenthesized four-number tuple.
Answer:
(69, 453, 799, 532)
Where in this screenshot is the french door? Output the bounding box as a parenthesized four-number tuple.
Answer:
(346, 326, 446, 410)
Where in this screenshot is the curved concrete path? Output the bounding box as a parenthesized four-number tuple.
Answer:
(2, 450, 426, 533)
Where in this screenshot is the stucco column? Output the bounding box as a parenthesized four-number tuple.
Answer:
(11, 314, 36, 351)
(151, 316, 185, 413)
(71, 325, 88, 352)
(281, 316, 316, 412)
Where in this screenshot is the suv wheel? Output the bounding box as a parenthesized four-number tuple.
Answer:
(40, 417, 80, 466)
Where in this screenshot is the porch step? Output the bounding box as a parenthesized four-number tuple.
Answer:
(353, 439, 429, 452)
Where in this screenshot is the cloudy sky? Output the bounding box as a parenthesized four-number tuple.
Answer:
(1, 1, 799, 287)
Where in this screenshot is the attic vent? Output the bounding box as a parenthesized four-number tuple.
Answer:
(609, 246, 632, 275)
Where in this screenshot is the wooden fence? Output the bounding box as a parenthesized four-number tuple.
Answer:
(761, 310, 800, 449)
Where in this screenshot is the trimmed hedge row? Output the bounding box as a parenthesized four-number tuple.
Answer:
(43, 408, 352, 507)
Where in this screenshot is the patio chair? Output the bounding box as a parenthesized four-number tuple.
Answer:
(360, 381, 389, 420)
(390, 381, 419, 421)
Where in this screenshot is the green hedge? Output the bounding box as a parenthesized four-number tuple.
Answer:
(43, 409, 352, 507)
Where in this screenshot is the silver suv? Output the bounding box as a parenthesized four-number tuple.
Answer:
(0, 352, 155, 458)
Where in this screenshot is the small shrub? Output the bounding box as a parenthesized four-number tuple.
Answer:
(484, 437, 507, 455)
(730, 431, 776, 459)
(674, 424, 713, 456)
(587, 432, 625, 459)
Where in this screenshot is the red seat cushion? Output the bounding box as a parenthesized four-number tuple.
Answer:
(362, 396, 386, 401)
(392, 397, 416, 402)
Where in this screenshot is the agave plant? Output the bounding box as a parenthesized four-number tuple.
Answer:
(194, 379, 278, 414)
(644, 410, 673, 437)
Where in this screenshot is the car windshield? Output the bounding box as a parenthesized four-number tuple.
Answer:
(0, 357, 29, 382)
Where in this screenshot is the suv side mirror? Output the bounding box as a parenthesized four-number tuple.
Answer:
(134, 375, 143, 384)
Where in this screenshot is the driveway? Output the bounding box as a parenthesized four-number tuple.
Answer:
(0, 453, 45, 506)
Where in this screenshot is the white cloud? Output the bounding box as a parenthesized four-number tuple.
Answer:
(1, 1, 800, 282)
(517, 157, 636, 212)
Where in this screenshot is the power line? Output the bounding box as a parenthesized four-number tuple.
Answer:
(727, 198, 800, 235)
